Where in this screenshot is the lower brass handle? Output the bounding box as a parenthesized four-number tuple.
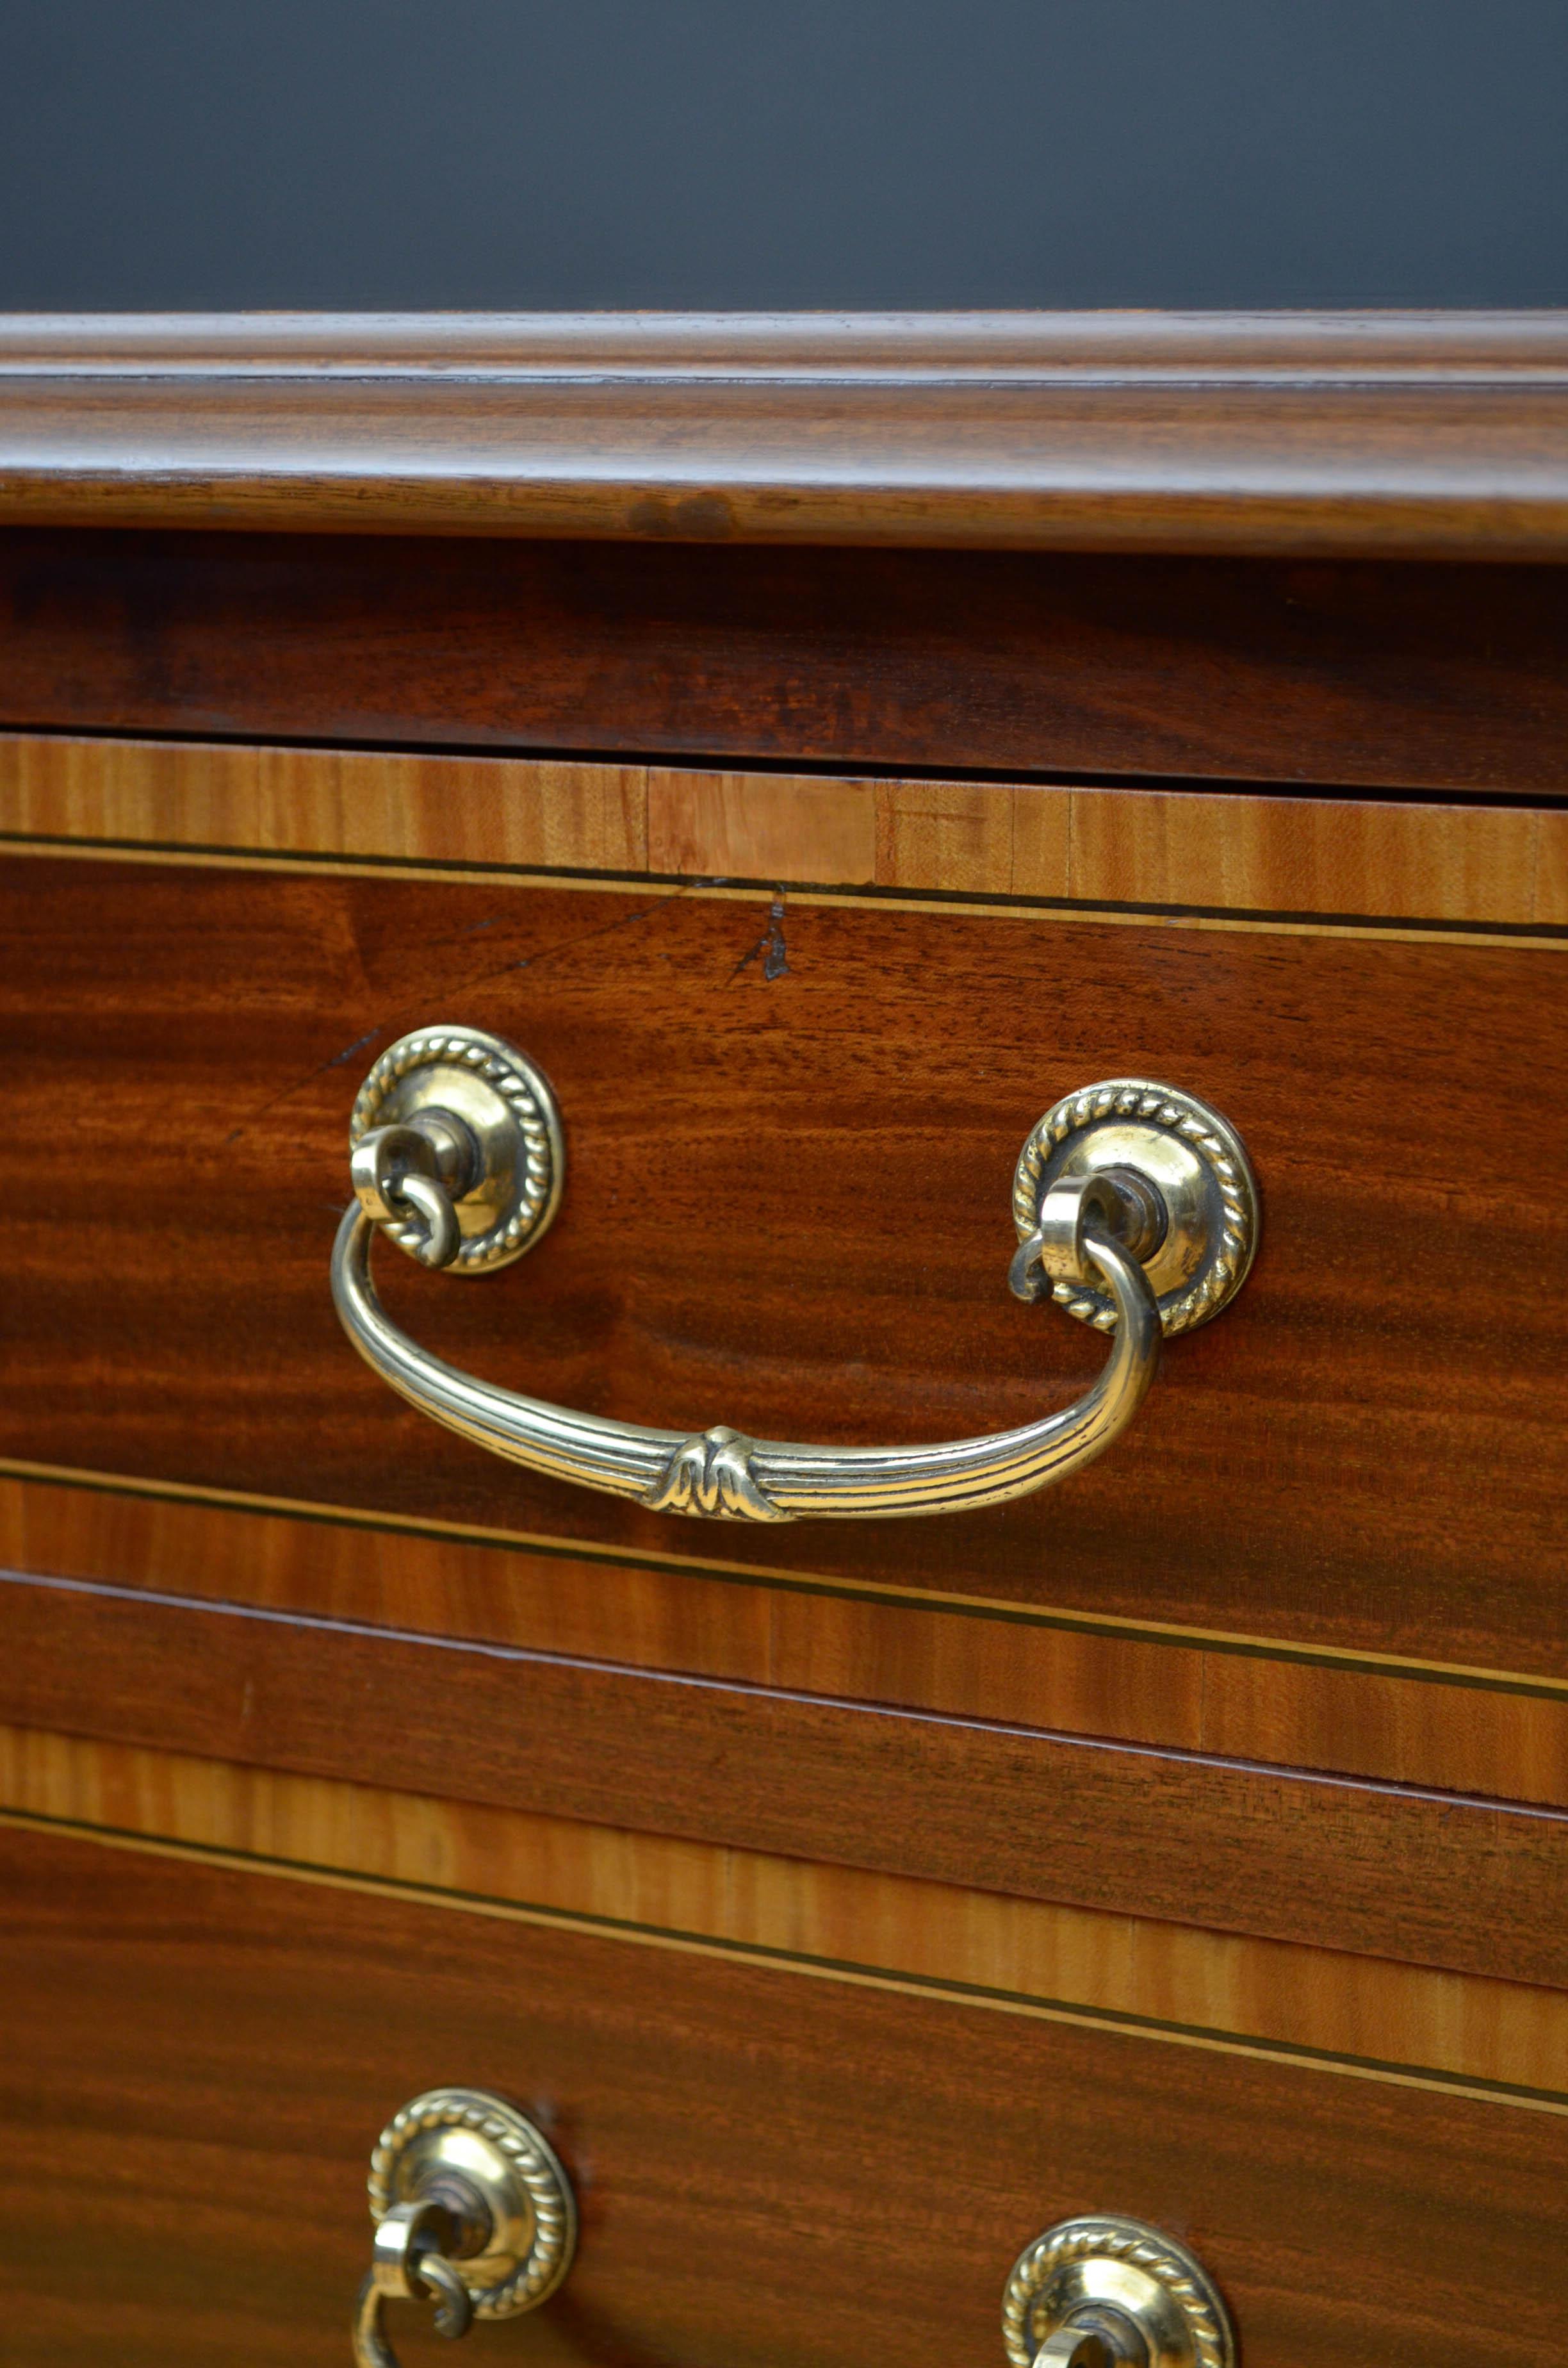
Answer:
(1004, 2216, 1237, 2368)
(354, 2089, 575, 2368)
(332, 1030, 1257, 1525)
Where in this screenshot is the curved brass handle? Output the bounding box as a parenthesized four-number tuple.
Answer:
(353, 2088, 575, 2368)
(331, 1031, 1257, 1527)
(1003, 2215, 1236, 2368)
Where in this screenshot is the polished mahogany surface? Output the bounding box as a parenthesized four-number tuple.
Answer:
(8, 1718, 1565, 2098)
(6, 527, 1568, 794)
(7, 1471, 1566, 1806)
(4, 1572, 1567, 1987)
(3, 316, 1566, 2365)
(6, 730, 1565, 922)
(4, 1822, 1564, 2368)
(1, 855, 1563, 1672)
(4, 313, 1568, 557)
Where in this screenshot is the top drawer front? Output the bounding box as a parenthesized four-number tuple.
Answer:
(8, 525, 1568, 798)
(2, 821, 1565, 1679)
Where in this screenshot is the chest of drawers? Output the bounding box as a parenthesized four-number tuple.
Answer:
(1, 313, 1566, 2367)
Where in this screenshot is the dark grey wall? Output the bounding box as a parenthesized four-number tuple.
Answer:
(3, 1, 1565, 311)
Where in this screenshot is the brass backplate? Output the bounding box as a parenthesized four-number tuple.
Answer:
(349, 1026, 564, 1274)
(1014, 1080, 1259, 1336)
(1004, 2214, 1236, 2368)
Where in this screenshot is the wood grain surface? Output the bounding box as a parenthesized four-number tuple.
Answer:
(2, 1820, 1564, 2368)
(8, 529, 1568, 796)
(1, 853, 1564, 1672)
(6, 1723, 1565, 2096)
(6, 1472, 1568, 1806)
(4, 312, 1568, 557)
(5, 1572, 1567, 1988)
(5, 731, 1566, 926)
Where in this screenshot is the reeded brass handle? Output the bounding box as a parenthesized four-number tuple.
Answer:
(331, 1029, 1258, 1525)
(354, 2088, 575, 2367)
(1004, 2216, 1237, 2368)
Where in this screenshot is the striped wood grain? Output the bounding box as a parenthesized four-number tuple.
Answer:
(3, 732, 1564, 927)
(4, 1470, 1567, 1807)
(3, 1723, 1564, 2100)
(10, 1571, 1567, 1987)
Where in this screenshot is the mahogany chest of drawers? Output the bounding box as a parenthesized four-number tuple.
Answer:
(1, 313, 1566, 2367)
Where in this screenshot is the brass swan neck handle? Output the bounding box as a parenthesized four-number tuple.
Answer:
(331, 1032, 1257, 1526)
(354, 2090, 575, 2368)
(352, 2109, 1236, 2368)
(354, 2199, 476, 2365)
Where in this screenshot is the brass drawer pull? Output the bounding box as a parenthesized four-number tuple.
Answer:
(354, 2087, 575, 2367)
(1004, 2216, 1236, 2367)
(332, 1028, 1257, 1525)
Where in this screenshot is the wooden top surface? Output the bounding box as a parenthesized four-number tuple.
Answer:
(3, 311, 1568, 556)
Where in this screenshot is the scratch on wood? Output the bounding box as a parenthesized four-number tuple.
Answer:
(730, 894, 790, 984)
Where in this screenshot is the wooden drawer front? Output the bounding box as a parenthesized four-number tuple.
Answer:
(3, 1820, 1564, 2368)
(7, 526, 1568, 799)
(1, 849, 1565, 1676)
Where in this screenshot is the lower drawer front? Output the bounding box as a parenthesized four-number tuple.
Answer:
(1, 1823, 1560, 2368)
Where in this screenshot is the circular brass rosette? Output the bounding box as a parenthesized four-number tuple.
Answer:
(1002, 2214, 1236, 2368)
(1013, 1079, 1258, 1336)
(368, 2087, 576, 2319)
(349, 1024, 564, 1275)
